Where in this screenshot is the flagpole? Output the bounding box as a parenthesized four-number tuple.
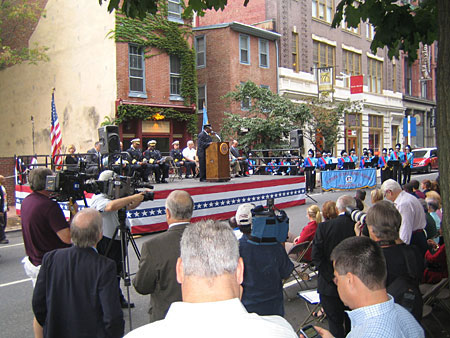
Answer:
(31, 116, 35, 154)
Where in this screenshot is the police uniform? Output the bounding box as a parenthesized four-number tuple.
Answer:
(197, 125, 213, 181)
(170, 141, 184, 178)
(126, 139, 150, 181)
(143, 140, 169, 183)
(402, 145, 414, 185)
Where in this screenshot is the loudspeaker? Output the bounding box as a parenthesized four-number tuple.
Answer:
(289, 129, 304, 148)
(98, 125, 120, 154)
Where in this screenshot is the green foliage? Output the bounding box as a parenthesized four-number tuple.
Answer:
(220, 81, 310, 150)
(100, 115, 116, 126)
(304, 98, 362, 152)
(116, 104, 198, 137)
(332, 0, 437, 61)
(0, 0, 48, 68)
(99, 0, 249, 19)
(112, 1, 197, 106)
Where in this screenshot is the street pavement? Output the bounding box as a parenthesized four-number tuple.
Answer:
(0, 171, 440, 337)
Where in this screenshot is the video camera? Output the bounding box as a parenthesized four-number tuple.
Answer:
(45, 170, 154, 203)
(248, 198, 289, 245)
(346, 206, 367, 225)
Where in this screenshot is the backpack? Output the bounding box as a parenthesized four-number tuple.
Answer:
(387, 246, 423, 321)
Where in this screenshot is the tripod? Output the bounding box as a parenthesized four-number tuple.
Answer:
(105, 207, 141, 330)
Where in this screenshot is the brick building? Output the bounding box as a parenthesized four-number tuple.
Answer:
(193, 22, 280, 131)
(196, 0, 438, 155)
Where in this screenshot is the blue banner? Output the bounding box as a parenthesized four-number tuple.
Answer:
(321, 168, 377, 191)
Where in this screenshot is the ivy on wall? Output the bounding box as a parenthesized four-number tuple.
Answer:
(116, 104, 198, 138)
(112, 0, 197, 106)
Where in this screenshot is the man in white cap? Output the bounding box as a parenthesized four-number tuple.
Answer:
(126, 139, 150, 182)
(143, 140, 169, 183)
(170, 140, 184, 179)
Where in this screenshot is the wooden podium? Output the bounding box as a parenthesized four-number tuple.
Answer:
(206, 142, 231, 182)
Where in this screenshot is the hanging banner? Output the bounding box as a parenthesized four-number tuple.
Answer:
(321, 168, 377, 191)
(350, 75, 364, 94)
(318, 66, 333, 92)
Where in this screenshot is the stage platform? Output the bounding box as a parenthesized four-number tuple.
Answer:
(15, 175, 306, 234)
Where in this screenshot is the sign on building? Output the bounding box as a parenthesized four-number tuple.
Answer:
(350, 75, 364, 94)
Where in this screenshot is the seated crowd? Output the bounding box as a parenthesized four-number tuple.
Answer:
(28, 166, 444, 337)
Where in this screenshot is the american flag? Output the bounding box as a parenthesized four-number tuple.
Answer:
(51, 92, 63, 168)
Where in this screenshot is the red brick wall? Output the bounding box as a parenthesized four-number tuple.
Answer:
(0, 157, 17, 206)
(196, 26, 278, 132)
(197, 0, 267, 26)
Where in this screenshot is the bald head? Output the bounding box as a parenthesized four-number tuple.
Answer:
(70, 208, 103, 248)
(165, 190, 194, 221)
(336, 195, 356, 213)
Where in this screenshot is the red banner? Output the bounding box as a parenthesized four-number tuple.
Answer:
(350, 75, 363, 94)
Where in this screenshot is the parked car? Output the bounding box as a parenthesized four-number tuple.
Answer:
(411, 147, 438, 173)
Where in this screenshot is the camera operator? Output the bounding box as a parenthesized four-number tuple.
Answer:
(89, 170, 146, 308)
(236, 203, 294, 317)
(21, 168, 78, 286)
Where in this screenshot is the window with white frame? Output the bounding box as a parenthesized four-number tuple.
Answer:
(240, 34, 250, 64)
(292, 32, 299, 72)
(170, 55, 182, 98)
(168, 0, 182, 23)
(129, 45, 146, 96)
(259, 38, 269, 68)
(366, 22, 375, 40)
(312, 0, 334, 23)
(341, 16, 360, 34)
(367, 57, 383, 94)
(240, 82, 251, 110)
(198, 85, 206, 111)
(195, 35, 205, 68)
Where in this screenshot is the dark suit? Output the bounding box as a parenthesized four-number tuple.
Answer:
(32, 246, 124, 338)
(197, 131, 212, 181)
(133, 222, 188, 322)
(312, 214, 355, 338)
(86, 148, 101, 175)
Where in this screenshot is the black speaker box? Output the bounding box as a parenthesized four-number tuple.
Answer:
(289, 129, 304, 148)
(98, 125, 120, 154)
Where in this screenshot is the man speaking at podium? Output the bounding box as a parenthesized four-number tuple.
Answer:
(197, 124, 213, 182)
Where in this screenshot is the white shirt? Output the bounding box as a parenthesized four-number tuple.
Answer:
(394, 191, 426, 244)
(182, 147, 197, 162)
(125, 298, 297, 338)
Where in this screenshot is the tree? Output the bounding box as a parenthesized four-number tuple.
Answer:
(333, 0, 450, 288)
(98, 0, 243, 19)
(221, 81, 310, 151)
(0, 0, 48, 68)
(303, 97, 362, 152)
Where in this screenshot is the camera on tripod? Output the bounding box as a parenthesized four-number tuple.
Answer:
(45, 170, 154, 203)
(346, 206, 367, 225)
(248, 198, 290, 245)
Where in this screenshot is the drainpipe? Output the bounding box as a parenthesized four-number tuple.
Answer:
(276, 40, 279, 94)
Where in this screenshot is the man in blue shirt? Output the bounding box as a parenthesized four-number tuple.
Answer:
(377, 148, 390, 183)
(303, 149, 317, 192)
(236, 203, 294, 317)
(402, 145, 414, 185)
(312, 236, 424, 338)
(390, 143, 404, 184)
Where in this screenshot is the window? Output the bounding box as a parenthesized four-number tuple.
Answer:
(292, 32, 299, 72)
(365, 22, 375, 40)
(369, 115, 383, 155)
(170, 55, 182, 98)
(313, 40, 335, 81)
(342, 49, 361, 87)
(240, 82, 251, 110)
(240, 34, 250, 64)
(312, 0, 334, 24)
(195, 35, 205, 68)
(341, 16, 360, 34)
(367, 57, 383, 93)
(259, 38, 269, 68)
(404, 58, 412, 96)
(198, 85, 206, 111)
(129, 45, 146, 97)
(393, 62, 397, 92)
(168, 0, 183, 23)
(421, 80, 428, 99)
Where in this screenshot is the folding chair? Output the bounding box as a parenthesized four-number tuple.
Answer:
(296, 289, 325, 334)
(421, 278, 449, 337)
(283, 241, 314, 299)
(168, 159, 183, 183)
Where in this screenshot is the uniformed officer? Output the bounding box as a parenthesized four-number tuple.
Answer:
(402, 145, 414, 185)
(143, 140, 169, 183)
(359, 151, 369, 169)
(126, 138, 150, 181)
(338, 150, 349, 170)
(350, 149, 358, 163)
(169, 140, 184, 178)
(303, 149, 317, 192)
(390, 143, 404, 184)
(378, 148, 390, 183)
(317, 151, 328, 170)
